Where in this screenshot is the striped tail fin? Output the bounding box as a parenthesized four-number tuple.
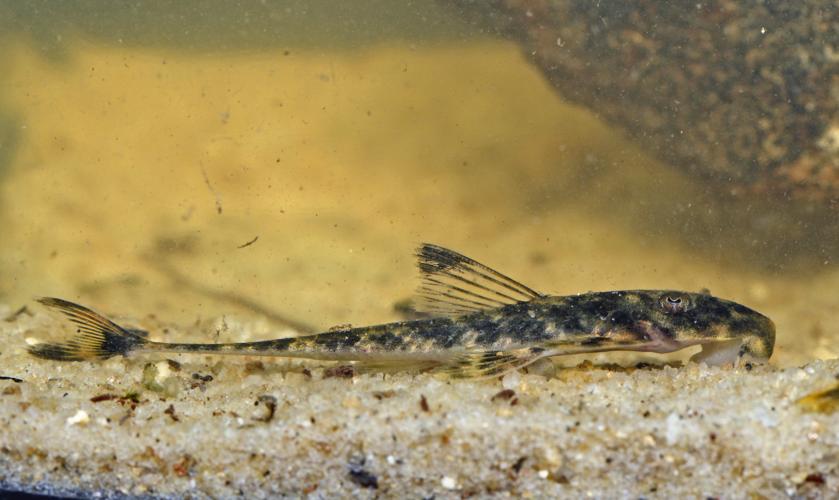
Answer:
(28, 297, 146, 361)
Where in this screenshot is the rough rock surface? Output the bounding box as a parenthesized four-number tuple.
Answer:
(451, 1, 839, 202)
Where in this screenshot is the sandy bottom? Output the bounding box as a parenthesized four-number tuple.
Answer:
(1, 307, 838, 498)
(0, 37, 838, 497)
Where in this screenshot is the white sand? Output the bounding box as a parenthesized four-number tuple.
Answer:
(1, 305, 838, 498)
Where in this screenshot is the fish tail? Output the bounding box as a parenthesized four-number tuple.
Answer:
(28, 297, 147, 361)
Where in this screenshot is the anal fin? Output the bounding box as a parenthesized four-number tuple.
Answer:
(434, 348, 542, 379)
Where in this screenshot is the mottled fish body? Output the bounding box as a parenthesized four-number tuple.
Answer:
(28, 244, 775, 378)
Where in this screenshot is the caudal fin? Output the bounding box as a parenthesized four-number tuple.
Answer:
(28, 297, 145, 361)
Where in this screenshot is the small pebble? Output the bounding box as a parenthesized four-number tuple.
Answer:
(66, 410, 90, 426)
(502, 371, 521, 390)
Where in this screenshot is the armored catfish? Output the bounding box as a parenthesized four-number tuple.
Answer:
(28, 244, 775, 378)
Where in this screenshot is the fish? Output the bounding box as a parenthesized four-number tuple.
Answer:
(27, 243, 775, 378)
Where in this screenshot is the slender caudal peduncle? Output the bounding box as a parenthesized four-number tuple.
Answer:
(28, 298, 375, 361)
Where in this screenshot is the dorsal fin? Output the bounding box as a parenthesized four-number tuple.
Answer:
(415, 243, 544, 318)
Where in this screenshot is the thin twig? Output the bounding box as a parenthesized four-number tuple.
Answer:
(237, 236, 259, 249)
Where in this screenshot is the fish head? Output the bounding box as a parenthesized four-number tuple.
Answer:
(560, 290, 775, 365)
(629, 290, 776, 364)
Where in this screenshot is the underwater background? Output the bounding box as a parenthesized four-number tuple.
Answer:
(1, 1, 837, 367)
(2, 2, 839, 498)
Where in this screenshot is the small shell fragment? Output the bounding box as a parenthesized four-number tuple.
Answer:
(66, 410, 90, 426)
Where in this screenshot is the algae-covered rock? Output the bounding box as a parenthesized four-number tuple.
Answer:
(450, 0, 839, 202)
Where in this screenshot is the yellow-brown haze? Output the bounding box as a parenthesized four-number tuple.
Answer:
(0, 39, 836, 366)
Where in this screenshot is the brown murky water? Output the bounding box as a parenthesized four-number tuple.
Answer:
(1, 2, 836, 368)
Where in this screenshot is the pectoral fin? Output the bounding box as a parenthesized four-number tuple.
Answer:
(434, 348, 543, 379)
(352, 359, 442, 375)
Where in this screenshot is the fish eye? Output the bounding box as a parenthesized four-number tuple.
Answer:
(659, 294, 691, 314)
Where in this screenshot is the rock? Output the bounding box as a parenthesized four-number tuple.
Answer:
(448, 1, 839, 202)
